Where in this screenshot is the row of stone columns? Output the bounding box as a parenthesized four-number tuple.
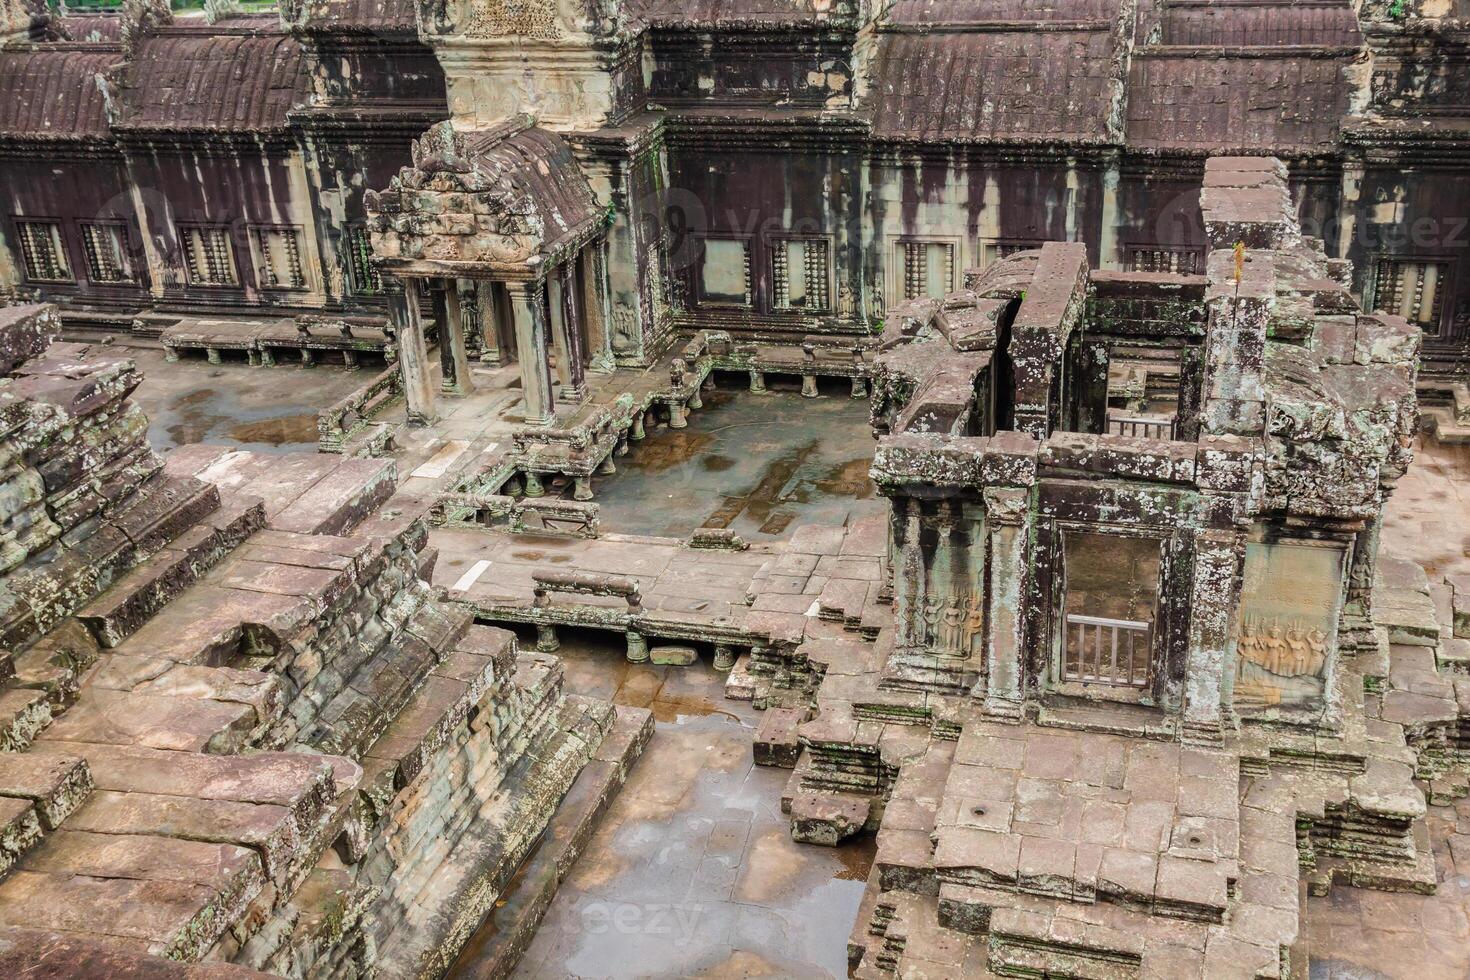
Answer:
(386, 243, 610, 428)
(534, 621, 737, 671)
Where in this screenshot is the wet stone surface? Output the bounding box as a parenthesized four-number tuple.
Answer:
(461, 630, 874, 980)
(127, 347, 369, 454)
(588, 382, 884, 540)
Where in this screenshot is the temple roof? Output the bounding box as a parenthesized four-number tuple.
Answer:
(884, 0, 1122, 24)
(629, 0, 850, 29)
(113, 29, 309, 134)
(866, 26, 1119, 144)
(284, 0, 418, 34)
(1159, 0, 1363, 46)
(366, 120, 603, 276)
(0, 47, 119, 141)
(55, 12, 125, 42)
(1125, 49, 1352, 154)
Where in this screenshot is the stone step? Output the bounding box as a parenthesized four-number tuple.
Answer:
(0, 474, 223, 651)
(437, 704, 654, 980)
(42, 745, 356, 893)
(790, 788, 871, 846)
(754, 705, 807, 768)
(0, 831, 265, 960)
(0, 925, 276, 977)
(76, 496, 265, 648)
(295, 599, 465, 762)
(0, 687, 54, 752)
(0, 752, 92, 832)
(0, 797, 44, 876)
(36, 686, 260, 755)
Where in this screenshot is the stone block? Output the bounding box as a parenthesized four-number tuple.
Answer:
(649, 645, 697, 666)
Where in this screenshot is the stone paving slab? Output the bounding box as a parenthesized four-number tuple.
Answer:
(932, 723, 1238, 918)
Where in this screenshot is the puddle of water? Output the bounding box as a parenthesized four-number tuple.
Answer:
(128, 349, 366, 455)
(454, 630, 873, 980)
(228, 414, 320, 445)
(586, 386, 884, 540)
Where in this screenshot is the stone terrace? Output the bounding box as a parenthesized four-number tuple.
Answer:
(0, 305, 650, 977)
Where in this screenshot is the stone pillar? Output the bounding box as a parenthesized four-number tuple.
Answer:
(387, 278, 436, 426)
(891, 499, 925, 654)
(713, 645, 736, 671)
(557, 263, 589, 401)
(511, 280, 556, 425)
(749, 370, 766, 393)
(433, 282, 474, 396)
(625, 629, 649, 664)
(536, 623, 560, 653)
(1182, 527, 1244, 742)
(981, 488, 1029, 720)
(547, 267, 587, 404)
(582, 243, 614, 371)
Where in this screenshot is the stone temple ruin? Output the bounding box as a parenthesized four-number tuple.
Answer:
(1, 0, 1470, 978)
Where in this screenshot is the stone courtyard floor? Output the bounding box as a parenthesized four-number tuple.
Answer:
(449, 630, 875, 979)
(126, 345, 369, 454)
(587, 382, 884, 540)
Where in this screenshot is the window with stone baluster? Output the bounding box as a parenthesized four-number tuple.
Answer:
(13, 219, 72, 283)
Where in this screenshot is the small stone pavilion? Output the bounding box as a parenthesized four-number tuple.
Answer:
(867, 156, 1418, 738)
(366, 118, 612, 426)
(775, 157, 1435, 977)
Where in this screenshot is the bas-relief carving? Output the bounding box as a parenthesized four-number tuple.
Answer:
(461, 0, 561, 38)
(919, 590, 984, 659)
(1234, 541, 1345, 711)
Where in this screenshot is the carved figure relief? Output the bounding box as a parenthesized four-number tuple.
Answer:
(921, 590, 981, 659)
(1234, 541, 1344, 711)
(463, 0, 561, 39)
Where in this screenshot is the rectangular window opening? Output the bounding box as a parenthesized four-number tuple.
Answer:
(346, 226, 381, 295)
(252, 226, 306, 290)
(1373, 257, 1451, 332)
(772, 237, 831, 312)
(900, 240, 955, 301)
(180, 226, 239, 287)
(1060, 531, 1162, 691)
(15, 220, 72, 283)
(699, 238, 752, 307)
(80, 223, 135, 284)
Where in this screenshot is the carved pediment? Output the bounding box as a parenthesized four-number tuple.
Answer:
(410, 121, 474, 175)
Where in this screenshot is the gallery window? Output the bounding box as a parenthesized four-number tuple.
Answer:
(14, 220, 72, 283)
(771, 237, 831, 312)
(1372, 257, 1451, 333)
(1125, 245, 1204, 275)
(251, 226, 306, 290)
(345, 226, 381, 295)
(1059, 531, 1162, 692)
(898, 240, 955, 301)
(80, 223, 135, 284)
(698, 238, 752, 307)
(180, 225, 239, 287)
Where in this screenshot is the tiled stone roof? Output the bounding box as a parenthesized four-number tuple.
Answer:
(1160, 0, 1363, 47)
(114, 30, 309, 133)
(1125, 49, 1352, 154)
(867, 27, 1118, 143)
(0, 48, 119, 141)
